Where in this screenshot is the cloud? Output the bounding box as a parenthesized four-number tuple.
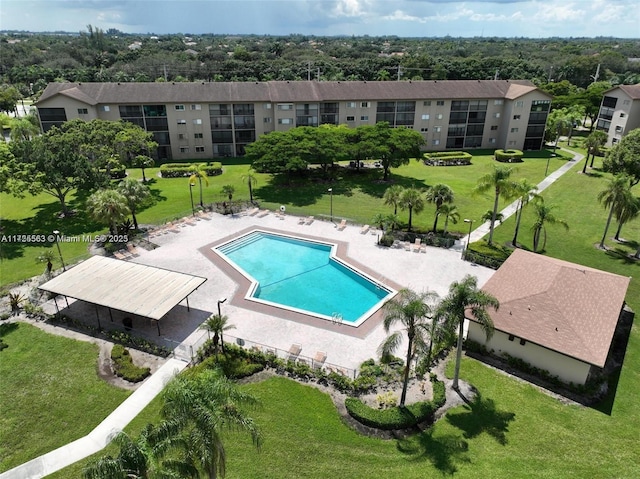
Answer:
(331, 0, 371, 18)
(382, 9, 427, 23)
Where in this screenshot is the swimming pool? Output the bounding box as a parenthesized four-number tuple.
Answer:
(215, 231, 394, 326)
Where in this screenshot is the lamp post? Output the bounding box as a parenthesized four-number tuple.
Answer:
(462, 219, 473, 260)
(52, 230, 66, 271)
(189, 181, 196, 217)
(328, 188, 333, 224)
(217, 298, 227, 318)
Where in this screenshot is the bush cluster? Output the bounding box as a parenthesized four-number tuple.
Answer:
(424, 151, 472, 166)
(110, 344, 151, 382)
(345, 374, 446, 430)
(100, 166, 127, 179)
(494, 149, 524, 163)
(159, 162, 222, 178)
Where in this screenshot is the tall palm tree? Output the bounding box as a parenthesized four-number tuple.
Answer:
(378, 288, 439, 406)
(118, 177, 151, 230)
(437, 203, 460, 235)
(200, 313, 235, 353)
(383, 184, 404, 215)
(613, 193, 640, 241)
(160, 368, 262, 479)
(241, 168, 258, 204)
(481, 209, 504, 225)
(399, 187, 425, 232)
(598, 174, 632, 249)
(473, 166, 516, 245)
(189, 163, 209, 207)
(86, 189, 130, 236)
(425, 183, 454, 233)
(530, 202, 569, 253)
(585, 130, 608, 169)
(436, 275, 499, 391)
(83, 431, 150, 479)
(511, 179, 539, 247)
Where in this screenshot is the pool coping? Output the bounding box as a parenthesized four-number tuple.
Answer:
(198, 226, 405, 339)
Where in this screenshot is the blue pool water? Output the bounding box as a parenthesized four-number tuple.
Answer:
(216, 232, 392, 323)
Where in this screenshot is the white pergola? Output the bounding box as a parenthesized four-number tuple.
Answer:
(39, 255, 207, 334)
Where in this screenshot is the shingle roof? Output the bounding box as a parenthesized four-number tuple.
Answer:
(36, 80, 544, 105)
(474, 249, 630, 367)
(617, 84, 640, 100)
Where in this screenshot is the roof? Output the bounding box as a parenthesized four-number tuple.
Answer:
(474, 249, 630, 367)
(38, 255, 207, 320)
(603, 83, 640, 100)
(36, 79, 544, 106)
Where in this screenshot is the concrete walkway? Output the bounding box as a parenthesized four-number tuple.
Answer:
(467, 148, 583, 244)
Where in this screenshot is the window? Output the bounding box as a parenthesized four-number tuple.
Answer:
(519, 338, 526, 346)
(436, 113, 443, 120)
(277, 103, 293, 110)
(278, 118, 293, 124)
(436, 100, 445, 106)
(615, 126, 623, 133)
(511, 128, 519, 133)
(423, 100, 432, 106)
(421, 114, 430, 120)
(264, 117, 272, 123)
(178, 133, 186, 140)
(494, 99, 503, 105)
(195, 146, 205, 153)
(175, 105, 185, 111)
(494, 112, 501, 118)
(194, 133, 203, 139)
(361, 101, 370, 108)
(193, 119, 203, 125)
(101, 105, 110, 112)
(432, 139, 440, 146)
(513, 115, 521, 120)
(620, 113, 626, 118)
(420, 127, 428, 132)
(77, 108, 88, 115)
(491, 125, 498, 131)
(360, 115, 368, 121)
(489, 138, 496, 144)
(612, 138, 619, 144)
(177, 119, 186, 125)
(346, 102, 356, 108)
(508, 140, 516, 146)
(191, 104, 201, 110)
(516, 101, 524, 108)
(623, 100, 631, 105)
(346, 116, 355, 122)
(434, 126, 442, 133)
(264, 103, 271, 109)
(179, 147, 189, 153)
(508, 335, 515, 341)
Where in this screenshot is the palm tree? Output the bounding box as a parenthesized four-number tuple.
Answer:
(481, 209, 504, 225)
(598, 174, 632, 249)
(83, 431, 150, 479)
(511, 179, 539, 247)
(613, 193, 640, 241)
(437, 203, 460, 235)
(36, 249, 56, 277)
(383, 184, 404, 215)
(160, 368, 262, 479)
(384, 213, 400, 232)
(222, 184, 235, 201)
(425, 184, 454, 233)
(584, 130, 608, 170)
(9, 116, 40, 142)
(200, 313, 235, 353)
(530, 202, 569, 253)
(378, 288, 439, 406)
(399, 187, 425, 232)
(436, 275, 499, 391)
(241, 169, 258, 204)
(189, 163, 209, 207)
(118, 177, 151, 230)
(372, 212, 387, 230)
(86, 189, 130, 236)
(473, 166, 516, 245)
(133, 154, 155, 183)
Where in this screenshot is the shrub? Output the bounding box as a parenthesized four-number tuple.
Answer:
(378, 233, 395, 247)
(110, 344, 150, 382)
(495, 149, 524, 163)
(160, 162, 222, 178)
(423, 151, 472, 166)
(199, 353, 264, 379)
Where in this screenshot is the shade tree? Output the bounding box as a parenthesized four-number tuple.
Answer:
(603, 128, 640, 187)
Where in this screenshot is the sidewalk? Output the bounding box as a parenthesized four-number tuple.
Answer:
(467, 148, 583, 245)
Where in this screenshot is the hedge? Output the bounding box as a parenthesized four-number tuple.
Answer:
(345, 374, 446, 430)
(110, 344, 151, 382)
(494, 149, 523, 163)
(160, 162, 222, 178)
(424, 151, 472, 166)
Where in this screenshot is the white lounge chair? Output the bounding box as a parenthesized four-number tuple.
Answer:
(360, 224, 370, 234)
(305, 216, 315, 225)
(337, 219, 347, 230)
(413, 238, 422, 252)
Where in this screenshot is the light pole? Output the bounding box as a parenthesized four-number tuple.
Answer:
(328, 188, 333, 224)
(217, 298, 227, 318)
(462, 219, 473, 260)
(189, 181, 196, 217)
(52, 230, 66, 271)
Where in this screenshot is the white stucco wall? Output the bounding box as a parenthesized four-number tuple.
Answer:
(467, 322, 591, 385)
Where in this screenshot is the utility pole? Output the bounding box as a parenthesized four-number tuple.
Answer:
(308, 61, 311, 81)
(317, 67, 321, 81)
(494, 69, 499, 80)
(590, 64, 601, 84)
(397, 65, 402, 81)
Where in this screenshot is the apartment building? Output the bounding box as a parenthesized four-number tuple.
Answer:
(35, 80, 552, 161)
(595, 83, 640, 147)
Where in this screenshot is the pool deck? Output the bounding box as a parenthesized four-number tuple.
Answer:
(125, 211, 495, 370)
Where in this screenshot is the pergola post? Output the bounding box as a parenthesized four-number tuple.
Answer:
(53, 296, 60, 317)
(186, 296, 190, 312)
(156, 320, 161, 336)
(94, 304, 101, 329)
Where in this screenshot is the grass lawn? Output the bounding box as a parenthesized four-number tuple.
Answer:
(0, 323, 131, 473)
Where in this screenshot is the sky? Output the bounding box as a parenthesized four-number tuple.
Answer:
(1, 0, 639, 38)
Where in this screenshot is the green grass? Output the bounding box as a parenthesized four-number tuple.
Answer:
(0, 323, 131, 472)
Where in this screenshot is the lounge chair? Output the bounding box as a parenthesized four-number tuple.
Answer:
(304, 216, 315, 225)
(313, 351, 327, 369)
(246, 207, 259, 216)
(413, 238, 422, 252)
(287, 343, 302, 360)
(256, 209, 269, 218)
(360, 224, 370, 234)
(113, 251, 129, 260)
(298, 216, 306, 225)
(126, 243, 140, 257)
(337, 219, 347, 231)
(403, 241, 412, 251)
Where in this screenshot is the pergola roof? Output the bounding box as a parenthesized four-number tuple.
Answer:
(39, 256, 206, 320)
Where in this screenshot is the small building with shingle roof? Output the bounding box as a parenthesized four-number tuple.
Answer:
(467, 249, 631, 385)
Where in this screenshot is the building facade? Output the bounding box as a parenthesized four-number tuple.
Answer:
(595, 83, 640, 147)
(35, 80, 552, 161)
